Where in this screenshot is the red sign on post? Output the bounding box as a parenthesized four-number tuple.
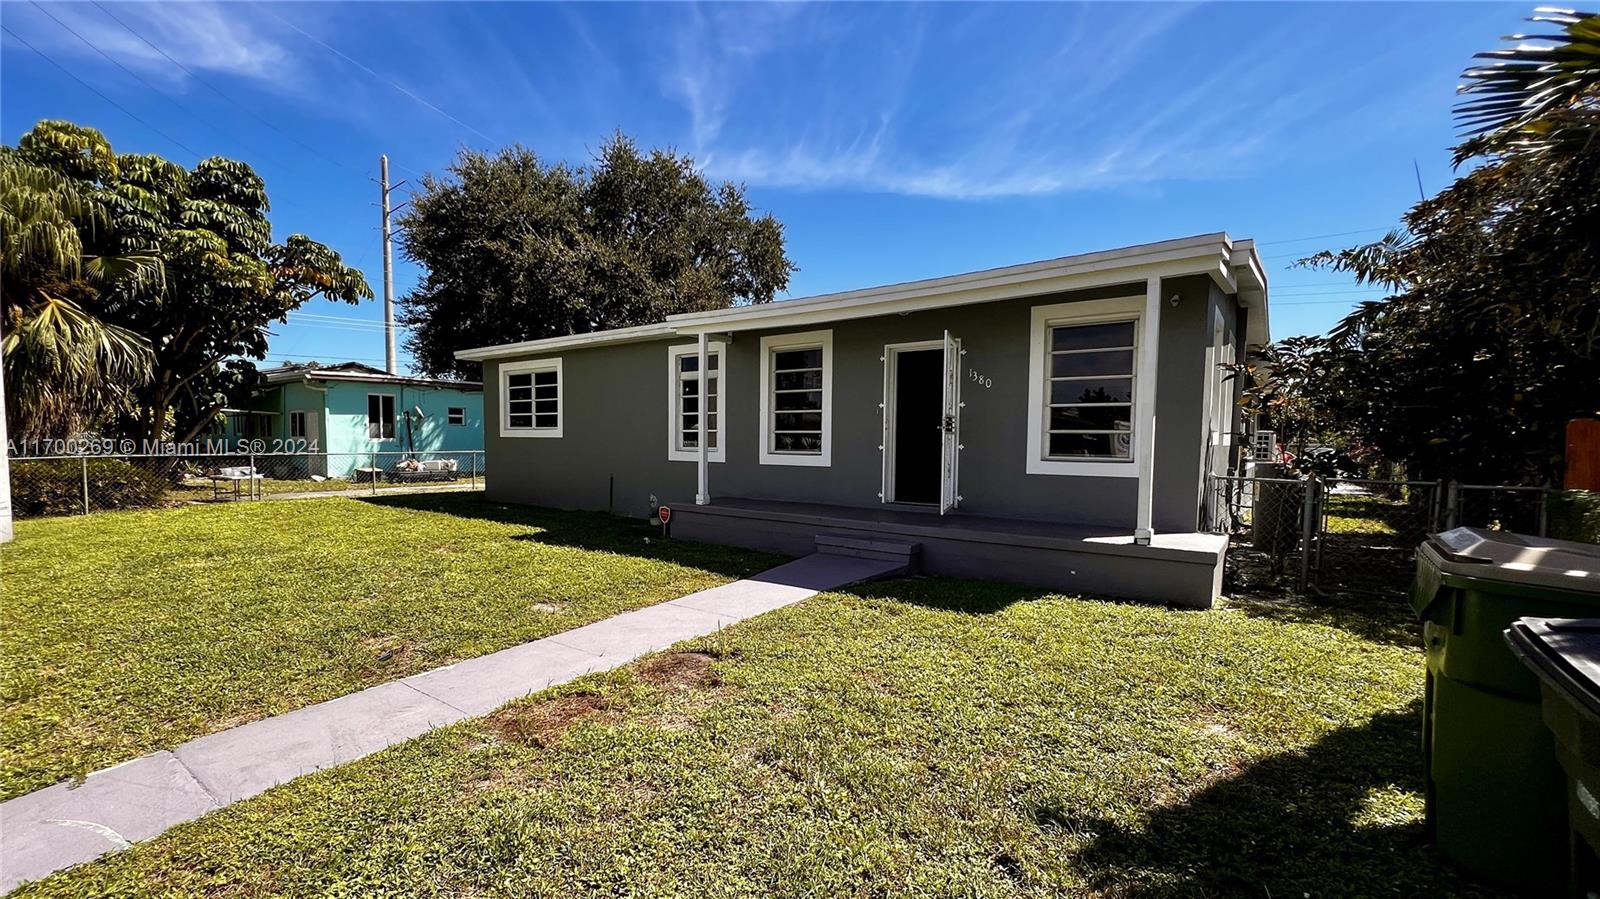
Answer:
(658, 505, 672, 524)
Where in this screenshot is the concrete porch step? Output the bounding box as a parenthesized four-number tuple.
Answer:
(814, 533, 921, 568)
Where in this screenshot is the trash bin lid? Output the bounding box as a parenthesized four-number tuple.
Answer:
(1506, 618, 1600, 720)
(1423, 528, 1600, 594)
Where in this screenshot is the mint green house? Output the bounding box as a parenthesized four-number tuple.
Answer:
(222, 362, 483, 477)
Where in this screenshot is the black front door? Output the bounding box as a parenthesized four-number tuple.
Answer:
(893, 349, 943, 504)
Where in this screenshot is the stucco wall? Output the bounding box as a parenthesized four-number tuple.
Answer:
(483, 275, 1226, 531)
(318, 382, 484, 458)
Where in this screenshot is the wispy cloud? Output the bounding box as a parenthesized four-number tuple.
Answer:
(19, 1, 297, 84)
(654, 2, 1405, 200)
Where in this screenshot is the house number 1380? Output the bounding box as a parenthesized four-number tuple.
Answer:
(968, 369, 992, 389)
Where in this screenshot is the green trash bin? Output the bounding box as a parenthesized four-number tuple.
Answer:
(1505, 617, 1600, 896)
(1414, 528, 1600, 894)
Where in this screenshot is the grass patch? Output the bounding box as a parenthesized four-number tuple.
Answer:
(15, 577, 1496, 897)
(0, 494, 779, 799)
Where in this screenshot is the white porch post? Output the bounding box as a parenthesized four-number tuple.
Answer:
(1134, 276, 1162, 544)
(695, 331, 710, 505)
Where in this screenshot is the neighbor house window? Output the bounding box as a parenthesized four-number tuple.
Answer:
(366, 394, 396, 440)
(667, 343, 726, 462)
(501, 358, 562, 438)
(758, 330, 832, 467)
(447, 407, 465, 426)
(289, 410, 307, 439)
(1025, 297, 1142, 477)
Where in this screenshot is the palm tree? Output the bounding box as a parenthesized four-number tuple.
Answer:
(1456, 8, 1600, 160)
(0, 152, 158, 439)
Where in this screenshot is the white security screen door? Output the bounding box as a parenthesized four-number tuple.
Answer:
(940, 330, 962, 514)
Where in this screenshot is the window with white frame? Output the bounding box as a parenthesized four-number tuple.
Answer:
(502, 358, 562, 437)
(667, 343, 725, 462)
(289, 410, 307, 439)
(447, 407, 465, 426)
(1025, 297, 1142, 477)
(366, 394, 396, 440)
(758, 330, 832, 466)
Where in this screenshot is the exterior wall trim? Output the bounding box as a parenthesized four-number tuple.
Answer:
(499, 357, 564, 439)
(667, 341, 727, 463)
(1024, 295, 1144, 478)
(758, 329, 833, 468)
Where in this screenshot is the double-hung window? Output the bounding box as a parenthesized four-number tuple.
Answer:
(501, 358, 562, 437)
(667, 343, 725, 462)
(758, 330, 832, 466)
(1026, 298, 1141, 476)
(366, 394, 396, 440)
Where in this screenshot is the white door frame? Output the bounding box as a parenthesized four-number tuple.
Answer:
(940, 330, 963, 515)
(879, 339, 944, 505)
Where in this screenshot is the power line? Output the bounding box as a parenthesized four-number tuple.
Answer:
(2, 23, 203, 159)
(260, 4, 498, 146)
(1257, 227, 1389, 246)
(88, 0, 365, 178)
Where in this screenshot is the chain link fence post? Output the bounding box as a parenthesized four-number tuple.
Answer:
(1446, 480, 1461, 529)
(370, 451, 378, 495)
(1297, 478, 1316, 593)
(80, 456, 90, 515)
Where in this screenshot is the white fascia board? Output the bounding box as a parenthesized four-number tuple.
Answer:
(264, 370, 482, 390)
(455, 323, 677, 362)
(669, 234, 1236, 334)
(675, 252, 1236, 337)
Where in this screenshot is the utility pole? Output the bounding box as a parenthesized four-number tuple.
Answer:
(379, 155, 400, 375)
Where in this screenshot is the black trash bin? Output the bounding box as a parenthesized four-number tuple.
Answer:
(1414, 528, 1600, 894)
(1506, 618, 1600, 896)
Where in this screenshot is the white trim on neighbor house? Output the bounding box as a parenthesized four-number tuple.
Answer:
(447, 406, 466, 426)
(758, 329, 833, 468)
(1024, 295, 1144, 478)
(500, 358, 563, 438)
(667, 341, 727, 463)
(366, 393, 397, 442)
(288, 410, 307, 439)
(453, 234, 1269, 363)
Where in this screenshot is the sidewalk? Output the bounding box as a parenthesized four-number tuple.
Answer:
(0, 553, 902, 892)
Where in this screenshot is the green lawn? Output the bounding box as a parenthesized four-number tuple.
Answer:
(15, 577, 1494, 897)
(0, 494, 779, 800)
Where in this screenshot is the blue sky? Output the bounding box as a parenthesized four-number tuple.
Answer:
(2, 1, 1521, 374)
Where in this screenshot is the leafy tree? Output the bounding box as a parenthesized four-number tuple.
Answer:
(3, 120, 371, 446)
(1235, 9, 1599, 483)
(399, 134, 794, 379)
(1, 125, 158, 440)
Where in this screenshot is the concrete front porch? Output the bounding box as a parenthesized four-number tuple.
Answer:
(665, 497, 1228, 608)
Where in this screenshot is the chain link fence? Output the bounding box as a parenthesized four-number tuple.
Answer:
(1209, 474, 1596, 596)
(7, 451, 485, 519)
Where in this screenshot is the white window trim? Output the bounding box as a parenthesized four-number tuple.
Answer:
(288, 410, 307, 440)
(1025, 296, 1143, 477)
(667, 341, 727, 463)
(758, 329, 832, 467)
(447, 407, 466, 426)
(500, 357, 563, 438)
(366, 393, 397, 442)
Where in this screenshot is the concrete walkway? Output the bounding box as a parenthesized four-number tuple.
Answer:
(0, 553, 902, 892)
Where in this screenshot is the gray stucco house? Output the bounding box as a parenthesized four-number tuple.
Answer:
(458, 233, 1268, 607)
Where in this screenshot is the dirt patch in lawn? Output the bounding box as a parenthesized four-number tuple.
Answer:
(486, 693, 611, 748)
(636, 651, 722, 690)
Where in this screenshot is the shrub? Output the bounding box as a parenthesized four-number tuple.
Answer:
(10, 458, 169, 518)
(1550, 490, 1600, 544)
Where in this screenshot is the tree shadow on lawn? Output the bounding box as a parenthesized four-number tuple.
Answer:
(1225, 587, 1421, 650)
(358, 493, 783, 579)
(1055, 699, 1503, 898)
